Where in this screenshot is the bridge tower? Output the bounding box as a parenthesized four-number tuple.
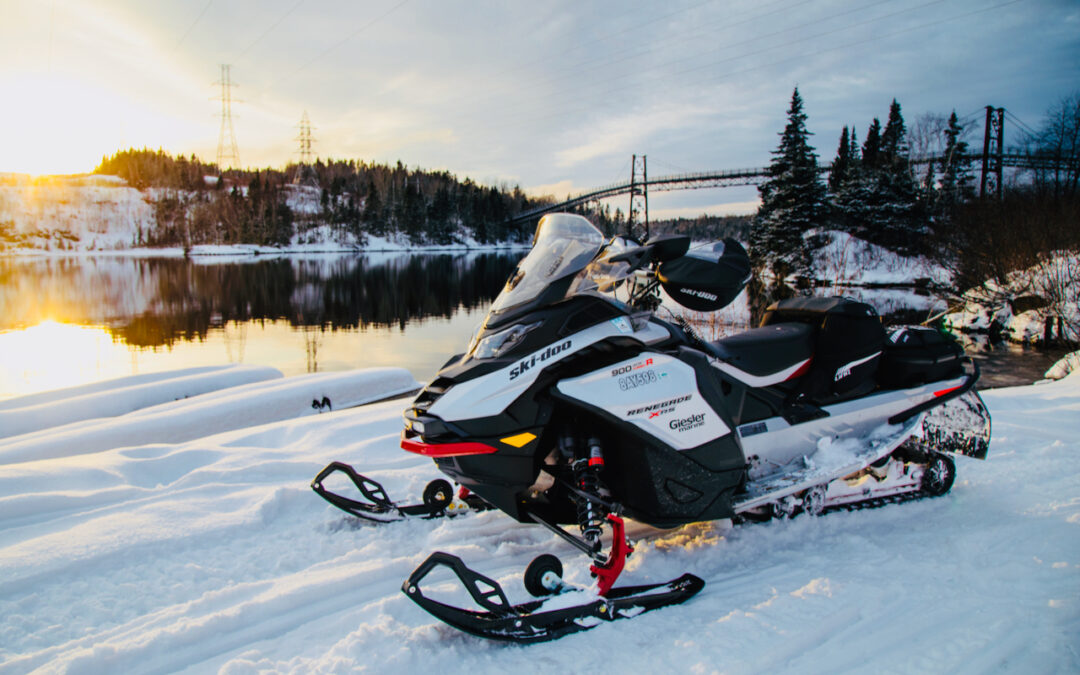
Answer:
(980, 106, 1005, 199)
(628, 154, 649, 240)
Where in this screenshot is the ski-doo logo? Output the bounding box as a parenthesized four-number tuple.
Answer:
(611, 357, 653, 377)
(508, 340, 572, 381)
(669, 413, 706, 432)
(627, 395, 691, 417)
(680, 287, 718, 302)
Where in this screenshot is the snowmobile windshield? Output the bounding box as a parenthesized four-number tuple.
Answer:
(488, 214, 606, 315)
(565, 236, 638, 298)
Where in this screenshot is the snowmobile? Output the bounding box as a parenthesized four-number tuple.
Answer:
(312, 213, 991, 643)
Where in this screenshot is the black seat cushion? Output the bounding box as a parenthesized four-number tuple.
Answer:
(709, 323, 814, 378)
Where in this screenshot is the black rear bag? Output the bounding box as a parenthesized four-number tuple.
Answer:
(878, 326, 965, 388)
(658, 239, 751, 312)
(761, 297, 886, 400)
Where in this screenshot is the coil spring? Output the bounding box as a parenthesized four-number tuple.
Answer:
(573, 438, 606, 548)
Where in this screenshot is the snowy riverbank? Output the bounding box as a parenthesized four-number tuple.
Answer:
(0, 366, 1077, 673)
(0, 173, 530, 256)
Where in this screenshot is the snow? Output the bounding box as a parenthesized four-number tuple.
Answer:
(811, 230, 948, 286)
(0, 374, 1078, 672)
(1045, 350, 1080, 380)
(0, 365, 1075, 669)
(944, 252, 1080, 345)
(0, 368, 417, 466)
(0, 365, 282, 440)
(0, 174, 530, 256)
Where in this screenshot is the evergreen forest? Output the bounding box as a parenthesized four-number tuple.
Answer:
(750, 88, 1080, 290)
(93, 151, 556, 249)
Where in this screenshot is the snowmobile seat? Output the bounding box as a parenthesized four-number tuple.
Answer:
(707, 322, 814, 383)
(760, 296, 886, 401)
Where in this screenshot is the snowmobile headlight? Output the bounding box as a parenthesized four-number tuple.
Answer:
(471, 321, 541, 360)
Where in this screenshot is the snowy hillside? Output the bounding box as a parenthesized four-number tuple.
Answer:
(0, 173, 154, 251)
(811, 230, 948, 286)
(0, 367, 1077, 673)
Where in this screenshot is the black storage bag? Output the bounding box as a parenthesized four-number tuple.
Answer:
(761, 297, 886, 400)
(658, 239, 751, 312)
(878, 326, 965, 387)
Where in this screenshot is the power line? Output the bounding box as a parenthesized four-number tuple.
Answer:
(271, 0, 412, 88)
(463, 0, 1022, 140)
(234, 0, 309, 62)
(175, 0, 214, 51)
(459, 0, 948, 137)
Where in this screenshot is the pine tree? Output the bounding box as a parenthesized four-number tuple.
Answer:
(862, 118, 882, 169)
(939, 111, 974, 205)
(831, 103, 926, 254)
(828, 126, 852, 193)
(880, 100, 908, 164)
(750, 87, 828, 279)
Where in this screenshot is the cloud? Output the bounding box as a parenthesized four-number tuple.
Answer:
(650, 199, 761, 219)
(554, 100, 713, 168)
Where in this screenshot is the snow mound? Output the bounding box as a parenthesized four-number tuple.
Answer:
(1045, 350, 1080, 380)
(0, 368, 418, 466)
(944, 252, 1080, 345)
(811, 231, 947, 286)
(0, 364, 282, 440)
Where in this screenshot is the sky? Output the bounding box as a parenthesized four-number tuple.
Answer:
(0, 0, 1077, 217)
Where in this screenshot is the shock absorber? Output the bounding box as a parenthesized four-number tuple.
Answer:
(572, 436, 608, 550)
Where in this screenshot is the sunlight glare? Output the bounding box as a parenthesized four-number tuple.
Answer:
(0, 73, 192, 176)
(0, 320, 131, 397)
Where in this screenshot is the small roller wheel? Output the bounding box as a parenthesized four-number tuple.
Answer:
(524, 554, 564, 597)
(921, 453, 956, 497)
(422, 479, 454, 510)
(770, 496, 798, 520)
(802, 485, 827, 517)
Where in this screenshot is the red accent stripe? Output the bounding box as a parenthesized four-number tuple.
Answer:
(588, 456, 605, 467)
(400, 432, 498, 457)
(785, 358, 813, 381)
(934, 385, 963, 397)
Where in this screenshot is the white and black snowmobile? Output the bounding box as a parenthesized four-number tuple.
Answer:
(312, 213, 991, 643)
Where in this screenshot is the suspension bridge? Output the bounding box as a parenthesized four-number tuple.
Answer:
(508, 106, 1077, 228)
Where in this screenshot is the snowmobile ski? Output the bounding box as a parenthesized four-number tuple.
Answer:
(311, 461, 491, 523)
(402, 551, 704, 644)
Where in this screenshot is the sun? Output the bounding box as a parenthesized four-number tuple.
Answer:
(0, 71, 204, 177)
(0, 74, 135, 175)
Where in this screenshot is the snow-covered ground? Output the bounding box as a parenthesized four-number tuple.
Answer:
(811, 230, 948, 287)
(0, 366, 1077, 673)
(944, 252, 1080, 346)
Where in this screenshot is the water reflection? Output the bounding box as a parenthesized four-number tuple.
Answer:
(0, 253, 518, 346)
(0, 256, 1066, 398)
(0, 253, 518, 397)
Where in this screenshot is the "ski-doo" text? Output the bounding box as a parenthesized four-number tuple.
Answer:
(508, 340, 572, 380)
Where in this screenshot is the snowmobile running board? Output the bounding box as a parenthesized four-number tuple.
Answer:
(734, 411, 923, 513)
(402, 551, 704, 644)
